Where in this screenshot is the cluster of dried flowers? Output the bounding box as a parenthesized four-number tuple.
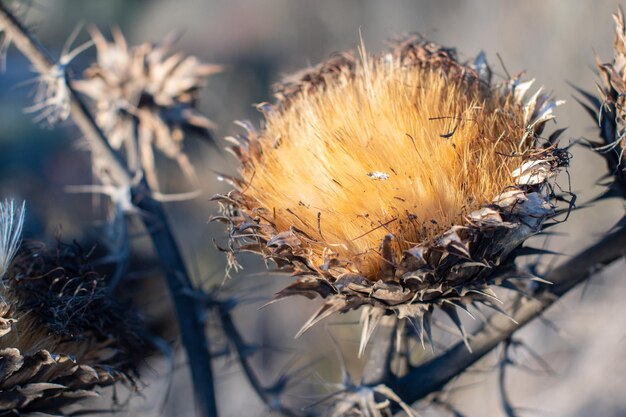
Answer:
(0, 201, 144, 416)
(0, 5, 223, 413)
(214, 37, 567, 352)
(74, 28, 221, 190)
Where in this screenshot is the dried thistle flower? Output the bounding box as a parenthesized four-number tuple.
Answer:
(590, 7, 626, 159)
(74, 27, 222, 190)
(0, 209, 144, 415)
(324, 383, 418, 417)
(214, 37, 567, 352)
(585, 7, 626, 162)
(577, 6, 626, 197)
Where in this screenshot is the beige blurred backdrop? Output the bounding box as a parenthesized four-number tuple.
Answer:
(1, 1, 625, 416)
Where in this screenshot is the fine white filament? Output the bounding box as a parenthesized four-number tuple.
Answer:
(0, 200, 25, 281)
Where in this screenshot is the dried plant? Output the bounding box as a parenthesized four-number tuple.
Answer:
(0, 206, 144, 416)
(74, 27, 222, 191)
(0, 3, 219, 417)
(24, 24, 93, 126)
(0, 0, 29, 71)
(575, 6, 626, 201)
(214, 37, 568, 354)
(595, 7, 626, 159)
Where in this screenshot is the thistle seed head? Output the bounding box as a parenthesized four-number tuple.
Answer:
(214, 37, 567, 349)
(0, 239, 145, 414)
(591, 7, 626, 164)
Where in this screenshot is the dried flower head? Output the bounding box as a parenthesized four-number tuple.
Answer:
(578, 6, 626, 197)
(324, 383, 418, 417)
(24, 25, 94, 126)
(74, 27, 222, 190)
(214, 37, 567, 351)
(0, 225, 144, 414)
(592, 7, 626, 159)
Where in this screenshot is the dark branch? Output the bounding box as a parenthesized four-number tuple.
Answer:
(498, 339, 519, 417)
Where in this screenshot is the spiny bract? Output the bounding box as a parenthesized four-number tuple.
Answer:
(213, 37, 567, 353)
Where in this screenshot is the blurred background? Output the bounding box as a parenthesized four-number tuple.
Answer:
(1, 0, 625, 416)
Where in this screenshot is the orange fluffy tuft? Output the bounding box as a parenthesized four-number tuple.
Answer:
(239, 56, 531, 278)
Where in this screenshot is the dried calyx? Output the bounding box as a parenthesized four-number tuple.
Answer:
(74, 27, 222, 190)
(0, 203, 145, 415)
(214, 37, 568, 352)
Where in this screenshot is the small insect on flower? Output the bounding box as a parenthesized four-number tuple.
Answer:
(0, 199, 25, 281)
(214, 36, 568, 353)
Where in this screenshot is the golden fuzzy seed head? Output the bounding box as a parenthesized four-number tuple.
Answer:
(239, 50, 531, 279)
(214, 37, 568, 346)
(216, 39, 565, 346)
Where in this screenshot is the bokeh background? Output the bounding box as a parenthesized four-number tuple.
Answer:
(1, 1, 625, 416)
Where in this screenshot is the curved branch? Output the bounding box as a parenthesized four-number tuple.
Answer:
(392, 227, 626, 405)
(498, 339, 519, 417)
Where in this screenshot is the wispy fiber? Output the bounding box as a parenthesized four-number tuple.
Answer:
(0, 200, 24, 281)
